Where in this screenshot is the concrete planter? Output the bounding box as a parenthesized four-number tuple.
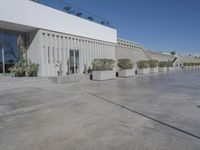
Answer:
(188, 66, 192, 70)
(185, 66, 189, 69)
(137, 68, 150, 75)
(159, 67, 167, 72)
(167, 67, 174, 72)
(118, 69, 135, 77)
(50, 74, 89, 84)
(92, 71, 116, 81)
(150, 67, 158, 73)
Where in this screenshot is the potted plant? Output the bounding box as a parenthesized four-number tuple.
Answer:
(166, 61, 173, 71)
(149, 60, 159, 73)
(195, 63, 199, 69)
(9, 60, 39, 77)
(187, 63, 192, 70)
(158, 61, 172, 72)
(29, 63, 39, 77)
(9, 36, 39, 77)
(189, 63, 194, 69)
(183, 62, 189, 69)
(137, 60, 150, 75)
(55, 61, 63, 76)
(117, 59, 135, 77)
(92, 59, 116, 80)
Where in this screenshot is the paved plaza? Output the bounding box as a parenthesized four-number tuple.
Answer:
(0, 70, 200, 150)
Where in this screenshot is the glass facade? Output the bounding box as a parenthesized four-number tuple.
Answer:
(69, 49, 79, 74)
(0, 29, 26, 75)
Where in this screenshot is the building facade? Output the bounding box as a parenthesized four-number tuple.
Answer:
(116, 38, 150, 66)
(0, 0, 117, 76)
(146, 51, 175, 62)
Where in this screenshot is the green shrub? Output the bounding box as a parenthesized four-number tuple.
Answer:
(92, 59, 115, 71)
(149, 60, 159, 68)
(137, 60, 150, 69)
(9, 64, 25, 77)
(28, 63, 39, 77)
(117, 59, 134, 70)
(9, 59, 39, 77)
(159, 61, 172, 67)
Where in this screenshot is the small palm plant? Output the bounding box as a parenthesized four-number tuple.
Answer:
(55, 60, 63, 76)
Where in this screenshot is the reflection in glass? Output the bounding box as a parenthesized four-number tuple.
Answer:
(0, 29, 26, 75)
(0, 31, 2, 74)
(69, 49, 79, 74)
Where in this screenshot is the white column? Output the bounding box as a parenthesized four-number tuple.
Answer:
(88, 41, 91, 66)
(85, 40, 88, 66)
(42, 33, 47, 76)
(85, 41, 89, 67)
(49, 34, 52, 76)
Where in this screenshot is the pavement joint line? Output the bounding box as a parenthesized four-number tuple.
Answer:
(0, 95, 80, 118)
(87, 92, 200, 140)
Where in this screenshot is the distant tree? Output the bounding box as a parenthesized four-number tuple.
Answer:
(170, 51, 176, 55)
(63, 6, 73, 13)
(63, 6, 71, 12)
(76, 12, 82, 17)
(63, 6, 75, 14)
(105, 21, 110, 26)
(87, 17, 94, 21)
(31, 0, 40, 2)
(101, 21, 106, 25)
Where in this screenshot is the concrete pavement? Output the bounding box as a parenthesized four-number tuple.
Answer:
(0, 70, 200, 150)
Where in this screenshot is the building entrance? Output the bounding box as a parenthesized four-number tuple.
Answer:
(69, 49, 79, 74)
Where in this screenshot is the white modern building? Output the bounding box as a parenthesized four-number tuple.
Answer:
(0, 0, 199, 77)
(0, 0, 117, 76)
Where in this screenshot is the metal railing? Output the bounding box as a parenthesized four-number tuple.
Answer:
(31, 0, 115, 28)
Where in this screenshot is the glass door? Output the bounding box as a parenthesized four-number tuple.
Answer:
(0, 29, 25, 76)
(69, 49, 79, 74)
(3, 30, 19, 75)
(0, 29, 4, 76)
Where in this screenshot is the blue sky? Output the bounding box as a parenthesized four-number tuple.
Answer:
(42, 0, 200, 55)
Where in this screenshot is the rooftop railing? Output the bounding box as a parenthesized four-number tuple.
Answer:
(31, 0, 115, 28)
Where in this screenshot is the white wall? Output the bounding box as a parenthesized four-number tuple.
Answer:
(30, 29, 116, 77)
(174, 55, 200, 67)
(0, 0, 117, 44)
(116, 46, 150, 64)
(27, 30, 44, 76)
(148, 51, 175, 62)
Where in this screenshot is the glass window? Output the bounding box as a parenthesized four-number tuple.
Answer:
(0, 29, 26, 75)
(48, 47, 50, 64)
(61, 48, 64, 61)
(52, 47, 55, 64)
(57, 48, 60, 62)
(0, 30, 2, 74)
